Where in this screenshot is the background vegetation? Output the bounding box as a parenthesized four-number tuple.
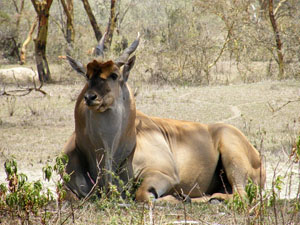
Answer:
(1, 0, 300, 84)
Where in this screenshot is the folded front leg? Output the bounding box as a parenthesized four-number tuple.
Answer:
(135, 170, 179, 202)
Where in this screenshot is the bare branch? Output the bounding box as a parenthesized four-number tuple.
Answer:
(267, 98, 300, 113)
(21, 17, 38, 64)
(0, 68, 48, 97)
(269, 0, 285, 79)
(60, 0, 72, 21)
(81, 0, 102, 42)
(117, 0, 136, 31)
(208, 22, 233, 70)
(11, 0, 20, 13)
(60, 155, 104, 225)
(274, 0, 288, 16)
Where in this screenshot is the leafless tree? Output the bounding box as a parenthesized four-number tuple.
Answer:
(81, 0, 118, 49)
(31, 0, 53, 82)
(60, 0, 75, 48)
(81, 0, 103, 42)
(20, 17, 38, 65)
(268, 0, 285, 79)
(12, 0, 25, 31)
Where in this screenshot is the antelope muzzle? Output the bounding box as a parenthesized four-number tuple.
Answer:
(84, 91, 101, 107)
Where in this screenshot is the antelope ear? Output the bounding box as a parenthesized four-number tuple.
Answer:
(66, 55, 86, 77)
(122, 55, 136, 82)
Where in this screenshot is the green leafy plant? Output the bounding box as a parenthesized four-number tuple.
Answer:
(245, 178, 259, 205)
(96, 169, 136, 209)
(0, 154, 71, 224)
(268, 175, 284, 207)
(226, 178, 262, 214)
(290, 135, 300, 163)
(226, 192, 248, 213)
(0, 158, 54, 224)
(53, 154, 70, 202)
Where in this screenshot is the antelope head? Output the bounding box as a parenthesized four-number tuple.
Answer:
(67, 33, 140, 113)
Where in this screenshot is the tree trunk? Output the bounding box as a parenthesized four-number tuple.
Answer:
(268, 0, 285, 79)
(31, 0, 53, 83)
(60, 0, 75, 46)
(12, 0, 25, 30)
(80, 0, 118, 50)
(81, 0, 102, 42)
(106, 0, 117, 47)
(12, 0, 25, 63)
(20, 17, 38, 65)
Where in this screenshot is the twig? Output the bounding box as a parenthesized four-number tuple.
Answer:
(272, 161, 281, 225)
(274, 0, 288, 16)
(117, 0, 136, 31)
(60, 155, 104, 225)
(0, 86, 47, 96)
(267, 98, 300, 113)
(70, 201, 75, 224)
(140, 202, 145, 225)
(288, 160, 300, 224)
(149, 200, 154, 225)
(259, 154, 265, 225)
(182, 192, 187, 225)
(207, 22, 234, 70)
(11, 0, 20, 12)
(0, 69, 48, 97)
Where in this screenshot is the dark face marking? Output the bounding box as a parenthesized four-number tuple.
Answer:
(83, 60, 121, 112)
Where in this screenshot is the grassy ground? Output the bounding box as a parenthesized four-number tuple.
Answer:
(0, 65, 300, 224)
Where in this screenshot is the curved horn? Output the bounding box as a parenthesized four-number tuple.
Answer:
(115, 32, 140, 67)
(94, 32, 107, 57)
(66, 55, 86, 77)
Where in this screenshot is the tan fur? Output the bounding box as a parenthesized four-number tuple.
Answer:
(133, 111, 266, 202)
(63, 59, 137, 198)
(86, 60, 115, 79)
(64, 53, 265, 203)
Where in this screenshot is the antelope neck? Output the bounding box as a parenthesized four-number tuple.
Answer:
(85, 84, 136, 169)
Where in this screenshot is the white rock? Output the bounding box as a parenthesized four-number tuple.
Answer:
(0, 67, 39, 85)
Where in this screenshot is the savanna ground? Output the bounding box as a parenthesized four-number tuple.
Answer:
(0, 62, 300, 224)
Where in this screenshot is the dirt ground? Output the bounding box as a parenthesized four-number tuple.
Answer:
(0, 75, 300, 200)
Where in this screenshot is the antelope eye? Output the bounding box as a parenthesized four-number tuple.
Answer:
(110, 73, 118, 80)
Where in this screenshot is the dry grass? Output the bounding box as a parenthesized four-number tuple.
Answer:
(0, 65, 300, 224)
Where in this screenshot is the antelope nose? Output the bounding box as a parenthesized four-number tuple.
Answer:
(84, 93, 97, 104)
